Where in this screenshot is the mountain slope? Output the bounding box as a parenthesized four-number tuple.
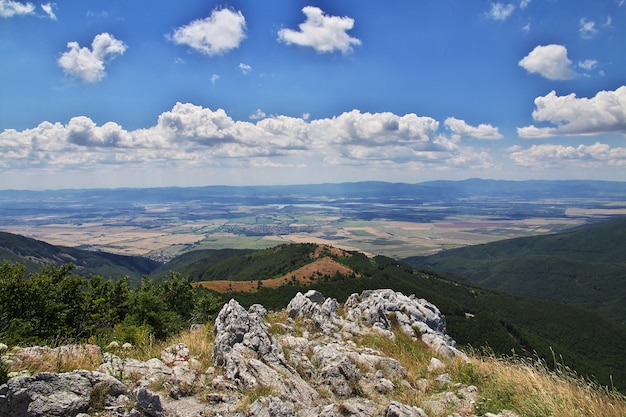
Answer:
(154, 242, 626, 391)
(0, 231, 160, 284)
(403, 216, 626, 325)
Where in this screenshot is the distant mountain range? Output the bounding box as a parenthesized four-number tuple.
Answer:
(403, 216, 626, 325)
(3, 179, 626, 204)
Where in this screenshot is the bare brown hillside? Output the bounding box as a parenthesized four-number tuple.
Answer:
(193, 249, 358, 293)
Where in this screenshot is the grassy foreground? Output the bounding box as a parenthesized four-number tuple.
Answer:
(3, 313, 625, 417)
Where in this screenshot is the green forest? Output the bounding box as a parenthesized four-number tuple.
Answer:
(0, 261, 223, 349)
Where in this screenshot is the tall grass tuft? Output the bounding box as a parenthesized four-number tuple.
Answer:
(447, 350, 626, 417)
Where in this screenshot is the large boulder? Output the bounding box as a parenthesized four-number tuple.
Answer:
(0, 370, 127, 417)
(286, 290, 339, 333)
(212, 299, 319, 405)
(345, 289, 467, 359)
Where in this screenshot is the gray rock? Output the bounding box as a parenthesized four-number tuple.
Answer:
(160, 343, 190, 366)
(383, 401, 429, 417)
(313, 397, 379, 417)
(212, 298, 319, 405)
(213, 299, 284, 367)
(344, 289, 467, 360)
(99, 353, 172, 388)
(286, 291, 339, 333)
(135, 387, 164, 417)
(311, 344, 361, 397)
(248, 396, 295, 417)
(0, 370, 126, 417)
(427, 357, 445, 373)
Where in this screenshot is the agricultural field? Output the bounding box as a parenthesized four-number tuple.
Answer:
(1, 180, 625, 260)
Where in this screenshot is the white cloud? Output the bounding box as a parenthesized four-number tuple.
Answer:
(444, 117, 503, 140)
(520, 0, 532, 9)
(0, 105, 496, 174)
(210, 74, 220, 84)
(518, 44, 576, 80)
(0, 0, 34, 17)
(278, 6, 361, 55)
(487, 3, 516, 21)
(170, 8, 246, 56)
(58, 33, 127, 83)
(249, 109, 266, 120)
(41, 3, 56, 20)
(577, 59, 598, 71)
(239, 63, 252, 74)
(579, 18, 598, 39)
(517, 86, 626, 138)
(510, 142, 626, 168)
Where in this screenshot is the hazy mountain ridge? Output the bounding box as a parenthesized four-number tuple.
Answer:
(403, 216, 626, 324)
(0, 232, 160, 284)
(3, 179, 626, 203)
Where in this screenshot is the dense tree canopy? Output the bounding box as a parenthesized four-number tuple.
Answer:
(0, 261, 223, 346)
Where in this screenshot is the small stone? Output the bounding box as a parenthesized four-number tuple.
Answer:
(428, 357, 446, 373)
(435, 373, 453, 383)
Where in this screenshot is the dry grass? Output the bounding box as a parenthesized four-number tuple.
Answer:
(353, 328, 626, 417)
(7, 344, 103, 376)
(4, 313, 626, 417)
(5, 324, 215, 378)
(452, 353, 626, 417)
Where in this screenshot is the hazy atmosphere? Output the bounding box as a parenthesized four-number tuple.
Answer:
(1, 0, 625, 189)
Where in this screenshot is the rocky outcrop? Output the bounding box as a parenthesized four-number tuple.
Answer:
(0, 370, 128, 417)
(0, 289, 519, 417)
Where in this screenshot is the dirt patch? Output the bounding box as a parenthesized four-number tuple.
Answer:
(193, 256, 357, 293)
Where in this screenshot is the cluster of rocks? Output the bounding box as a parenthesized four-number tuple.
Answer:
(0, 289, 519, 417)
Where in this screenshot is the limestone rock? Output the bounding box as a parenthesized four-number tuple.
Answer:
(344, 289, 467, 360)
(212, 298, 319, 405)
(134, 387, 164, 417)
(161, 343, 190, 366)
(383, 401, 429, 417)
(311, 344, 361, 397)
(0, 370, 127, 417)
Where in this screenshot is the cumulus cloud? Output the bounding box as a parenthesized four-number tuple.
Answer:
(41, 2, 56, 20)
(520, 0, 532, 9)
(487, 3, 516, 21)
(0, 0, 34, 17)
(510, 142, 626, 168)
(444, 118, 503, 140)
(170, 8, 246, 56)
(517, 86, 626, 138)
(0, 105, 496, 174)
(518, 44, 576, 80)
(58, 33, 127, 83)
(210, 74, 220, 84)
(278, 6, 361, 54)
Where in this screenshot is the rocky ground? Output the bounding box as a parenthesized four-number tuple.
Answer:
(0, 289, 519, 417)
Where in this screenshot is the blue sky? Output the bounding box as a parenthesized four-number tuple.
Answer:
(0, 0, 625, 189)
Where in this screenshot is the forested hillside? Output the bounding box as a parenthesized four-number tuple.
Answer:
(0, 231, 160, 284)
(404, 216, 626, 325)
